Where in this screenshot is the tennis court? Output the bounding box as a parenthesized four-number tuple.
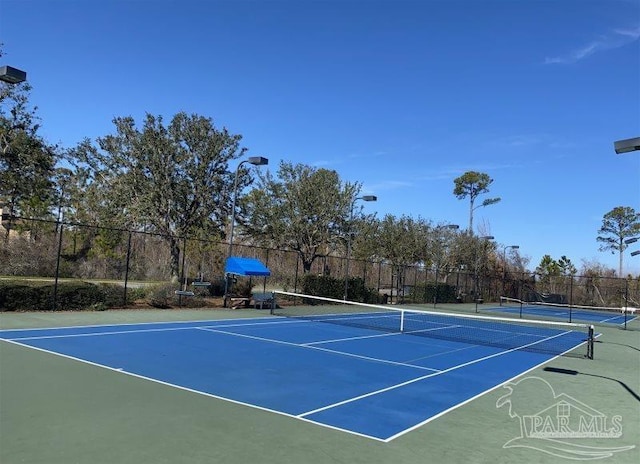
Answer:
(2, 304, 639, 464)
(0, 294, 595, 442)
(485, 297, 637, 326)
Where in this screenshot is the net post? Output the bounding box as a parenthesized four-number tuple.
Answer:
(587, 325, 595, 360)
(519, 299, 523, 319)
(400, 309, 405, 333)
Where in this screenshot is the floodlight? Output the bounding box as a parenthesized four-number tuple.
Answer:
(247, 156, 269, 166)
(614, 137, 640, 154)
(0, 66, 26, 84)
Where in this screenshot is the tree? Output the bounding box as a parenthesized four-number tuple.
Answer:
(374, 214, 429, 269)
(535, 254, 561, 294)
(243, 161, 359, 273)
(369, 214, 432, 298)
(557, 255, 576, 276)
(453, 171, 501, 234)
(597, 206, 640, 277)
(0, 49, 59, 229)
(70, 112, 247, 280)
(534, 254, 576, 296)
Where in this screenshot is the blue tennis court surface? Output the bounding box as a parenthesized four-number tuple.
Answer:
(484, 304, 636, 325)
(0, 314, 592, 441)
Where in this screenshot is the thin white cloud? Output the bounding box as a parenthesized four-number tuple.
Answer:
(364, 180, 414, 192)
(310, 150, 386, 167)
(615, 26, 640, 39)
(545, 25, 640, 64)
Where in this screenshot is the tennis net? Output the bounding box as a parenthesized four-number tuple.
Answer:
(499, 296, 627, 322)
(272, 291, 595, 359)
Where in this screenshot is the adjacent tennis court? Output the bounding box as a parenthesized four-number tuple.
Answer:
(0, 294, 595, 442)
(485, 296, 637, 326)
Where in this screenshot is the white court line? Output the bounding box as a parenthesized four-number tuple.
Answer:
(403, 342, 482, 364)
(297, 330, 576, 419)
(1, 320, 588, 443)
(0, 337, 386, 443)
(5, 318, 307, 341)
(302, 331, 400, 345)
(599, 314, 630, 324)
(195, 327, 440, 373)
(0, 315, 285, 334)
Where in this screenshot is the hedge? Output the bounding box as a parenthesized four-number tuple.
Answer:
(0, 281, 142, 311)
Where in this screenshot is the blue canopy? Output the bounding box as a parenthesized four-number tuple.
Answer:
(225, 257, 271, 276)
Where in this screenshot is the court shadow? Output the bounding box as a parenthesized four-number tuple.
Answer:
(600, 341, 640, 352)
(543, 367, 640, 403)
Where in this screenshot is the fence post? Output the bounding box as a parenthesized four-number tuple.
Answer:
(53, 218, 64, 311)
(624, 278, 629, 330)
(434, 267, 439, 307)
(123, 231, 132, 306)
(294, 254, 300, 293)
(377, 260, 382, 297)
(569, 276, 574, 323)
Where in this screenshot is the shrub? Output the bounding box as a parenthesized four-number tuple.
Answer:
(301, 274, 379, 303)
(146, 283, 178, 309)
(42, 283, 105, 311)
(0, 283, 44, 311)
(408, 283, 457, 304)
(230, 279, 253, 297)
(124, 286, 148, 303)
(207, 277, 226, 297)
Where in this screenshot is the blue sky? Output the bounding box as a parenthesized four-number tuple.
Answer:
(1, 0, 639, 274)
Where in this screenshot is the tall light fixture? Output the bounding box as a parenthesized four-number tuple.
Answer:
(0, 65, 27, 84)
(224, 156, 268, 306)
(627, 238, 640, 258)
(344, 195, 377, 300)
(614, 137, 640, 154)
(0, 65, 26, 228)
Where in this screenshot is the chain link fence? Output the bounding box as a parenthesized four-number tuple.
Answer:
(1, 216, 638, 311)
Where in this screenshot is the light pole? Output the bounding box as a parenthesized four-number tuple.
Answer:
(223, 156, 268, 306)
(0, 65, 27, 84)
(0, 65, 26, 237)
(502, 245, 519, 297)
(614, 137, 640, 154)
(627, 238, 640, 258)
(344, 195, 377, 301)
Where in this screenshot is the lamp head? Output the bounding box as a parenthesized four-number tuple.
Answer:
(614, 137, 640, 155)
(0, 66, 27, 84)
(247, 156, 269, 166)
